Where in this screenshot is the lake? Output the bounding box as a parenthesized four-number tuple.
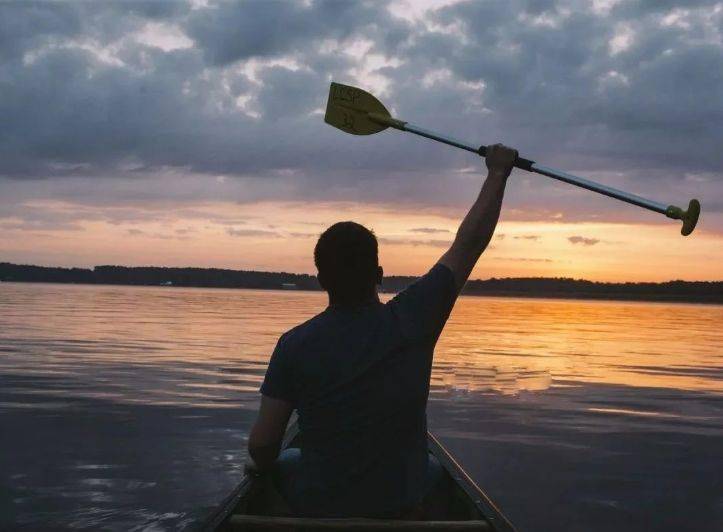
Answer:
(0, 282, 721, 531)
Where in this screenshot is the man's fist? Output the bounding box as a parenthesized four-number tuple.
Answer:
(485, 143, 518, 179)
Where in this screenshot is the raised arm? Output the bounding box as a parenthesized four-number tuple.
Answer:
(439, 143, 518, 291)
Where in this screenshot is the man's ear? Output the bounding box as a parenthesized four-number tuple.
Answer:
(376, 265, 383, 285)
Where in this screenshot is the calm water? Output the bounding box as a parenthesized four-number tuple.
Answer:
(0, 282, 721, 531)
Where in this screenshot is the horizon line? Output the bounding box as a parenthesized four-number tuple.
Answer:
(2, 260, 721, 285)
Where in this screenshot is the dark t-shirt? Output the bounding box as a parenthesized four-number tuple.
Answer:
(260, 263, 457, 517)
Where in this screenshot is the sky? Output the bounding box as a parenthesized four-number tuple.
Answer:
(1, 0, 722, 282)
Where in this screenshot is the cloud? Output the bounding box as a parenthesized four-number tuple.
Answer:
(568, 235, 601, 246)
(0, 220, 84, 232)
(0, 0, 720, 232)
(185, 1, 397, 66)
(514, 235, 542, 241)
(378, 237, 453, 248)
(0, 200, 92, 231)
(125, 227, 189, 240)
(502, 257, 554, 263)
(226, 227, 279, 238)
(409, 227, 451, 234)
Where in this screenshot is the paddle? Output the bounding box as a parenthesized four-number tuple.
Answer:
(324, 82, 701, 236)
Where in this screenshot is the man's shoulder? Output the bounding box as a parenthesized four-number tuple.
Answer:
(278, 309, 331, 352)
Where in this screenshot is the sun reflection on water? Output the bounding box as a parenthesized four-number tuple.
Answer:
(0, 283, 721, 411)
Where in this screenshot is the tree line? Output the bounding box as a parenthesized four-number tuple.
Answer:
(1, 262, 721, 303)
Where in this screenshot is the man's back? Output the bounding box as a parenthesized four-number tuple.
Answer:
(249, 144, 517, 519)
(260, 264, 457, 517)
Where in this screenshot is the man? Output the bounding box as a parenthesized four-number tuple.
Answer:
(248, 143, 519, 517)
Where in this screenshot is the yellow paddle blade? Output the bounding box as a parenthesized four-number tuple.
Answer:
(324, 82, 394, 135)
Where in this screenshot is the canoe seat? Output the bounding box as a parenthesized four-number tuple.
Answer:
(228, 514, 492, 530)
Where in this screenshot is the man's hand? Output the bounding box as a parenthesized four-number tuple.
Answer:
(244, 457, 260, 474)
(485, 143, 518, 180)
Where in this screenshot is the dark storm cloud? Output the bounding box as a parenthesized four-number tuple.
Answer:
(418, 0, 723, 173)
(186, 0, 397, 65)
(0, 1, 189, 61)
(614, 0, 722, 16)
(0, 0, 721, 226)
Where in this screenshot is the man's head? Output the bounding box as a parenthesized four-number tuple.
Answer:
(314, 221, 383, 305)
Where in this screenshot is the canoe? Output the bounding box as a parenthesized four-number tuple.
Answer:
(201, 421, 516, 531)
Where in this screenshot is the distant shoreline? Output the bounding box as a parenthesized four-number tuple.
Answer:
(3, 280, 720, 306)
(2, 262, 722, 305)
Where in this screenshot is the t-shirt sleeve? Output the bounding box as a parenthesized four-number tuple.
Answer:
(387, 263, 458, 344)
(259, 333, 297, 403)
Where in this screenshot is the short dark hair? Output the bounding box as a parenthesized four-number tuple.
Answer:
(314, 221, 379, 303)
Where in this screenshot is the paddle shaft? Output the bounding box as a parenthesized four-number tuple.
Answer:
(401, 122, 669, 215)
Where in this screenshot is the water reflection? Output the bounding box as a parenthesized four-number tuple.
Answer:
(436, 295, 723, 394)
(0, 283, 721, 531)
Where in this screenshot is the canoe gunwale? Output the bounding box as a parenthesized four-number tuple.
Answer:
(427, 432, 516, 532)
(200, 424, 300, 531)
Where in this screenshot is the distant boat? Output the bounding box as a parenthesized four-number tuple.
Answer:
(160, 281, 173, 286)
(281, 283, 297, 290)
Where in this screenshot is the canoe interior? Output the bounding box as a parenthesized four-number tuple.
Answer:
(203, 422, 515, 532)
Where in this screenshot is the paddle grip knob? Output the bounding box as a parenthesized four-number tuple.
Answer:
(665, 199, 701, 236)
(477, 145, 535, 171)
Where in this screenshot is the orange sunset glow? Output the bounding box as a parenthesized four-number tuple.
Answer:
(2, 199, 721, 281)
